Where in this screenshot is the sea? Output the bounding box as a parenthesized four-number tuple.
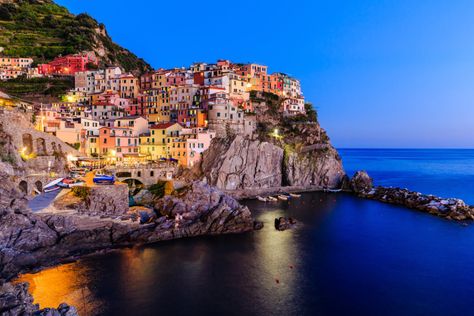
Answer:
(17, 149, 474, 316)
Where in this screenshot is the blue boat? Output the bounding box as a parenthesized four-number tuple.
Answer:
(93, 174, 115, 185)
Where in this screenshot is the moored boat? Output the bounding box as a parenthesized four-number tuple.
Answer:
(44, 185, 60, 193)
(257, 196, 267, 202)
(290, 193, 301, 198)
(278, 195, 288, 201)
(324, 188, 342, 193)
(267, 196, 278, 202)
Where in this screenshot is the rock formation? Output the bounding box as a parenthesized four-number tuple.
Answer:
(348, 171, 474, 220)
(201, 135, 284, 190)
(274, 217, 297, 231)
(349, 170, 373, 193)
(201, 109, 345, 194)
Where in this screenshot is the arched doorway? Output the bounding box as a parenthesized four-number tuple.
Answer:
(36, 138, 47, 156)
(34, 181, 43, 194)
(123, 178, 144, 196)
(22, 134, 33, 155)
(19, 181, 28, 194)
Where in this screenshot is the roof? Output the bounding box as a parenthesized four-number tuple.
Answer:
(117, 115, 145, 120)
(149, 122, 181, 130)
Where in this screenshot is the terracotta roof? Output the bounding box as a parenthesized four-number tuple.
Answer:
(149, 122, 181, 129)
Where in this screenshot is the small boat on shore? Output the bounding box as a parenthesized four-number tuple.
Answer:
(278, 195, 289, 201)
(44, 185, 61, 193)
(43, 178, 64, 192)
(257, 196, 267, 202)
(324, 189, 342, 193)
(289, 193, 301, 198)
(267, 196, 278, 202)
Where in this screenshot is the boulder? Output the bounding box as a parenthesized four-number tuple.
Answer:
(274, 217, 296, 231)
(154, 181, 254, 235)
(253, 221, 264, 230)
(350, 171, 373, 193)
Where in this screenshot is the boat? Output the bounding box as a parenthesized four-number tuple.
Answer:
(57, 182, 69, 188)
(289, 193, 301, 198)
(324, 188, 342, 193)
(93, 174, 115, 185)
(44, 178, 64, 190)
(278, 195, 288, 201)
(267, 196, 278, 202)
(256, 196, 267, 202)
(68, 181, 85, 187)
(44, 185, 60, 193)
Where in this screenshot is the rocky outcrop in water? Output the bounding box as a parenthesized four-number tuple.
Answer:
(349, 170, 373, 193)
(359, 186, 474, 220)
(348, 170, 474, 220)
(274, 217, 297, 231)
(154, 181, 253, 235)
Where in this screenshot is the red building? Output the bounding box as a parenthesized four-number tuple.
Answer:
(38, 52, 98, 76)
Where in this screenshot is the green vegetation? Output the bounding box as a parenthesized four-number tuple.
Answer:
(304, 103, 318, 123)
(66, 142, 80, 150)
(0, 76, 74, 98)
(0, 152, 16, 164)
(149, 181, 167, 199)
(71, 186, 90, 199)
(0, 0, 151, 73)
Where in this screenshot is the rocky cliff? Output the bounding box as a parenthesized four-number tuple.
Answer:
(201, 136, 284, 190)
(201, 93, 345, 193)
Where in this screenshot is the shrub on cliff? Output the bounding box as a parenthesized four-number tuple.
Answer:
(71, 186, 90, 200)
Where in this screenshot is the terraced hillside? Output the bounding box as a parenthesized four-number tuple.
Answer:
(0, 0, 151, 74)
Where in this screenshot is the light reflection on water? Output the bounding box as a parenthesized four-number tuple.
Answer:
(16, 263, 105, 315)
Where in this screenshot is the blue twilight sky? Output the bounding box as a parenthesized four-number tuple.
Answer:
(56, 0, 474, 148)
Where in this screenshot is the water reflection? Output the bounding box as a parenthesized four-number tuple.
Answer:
(15, 193, 389, 316)
(16, 263, 105, 316)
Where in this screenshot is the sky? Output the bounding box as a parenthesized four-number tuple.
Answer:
(56, 0, 474, 148)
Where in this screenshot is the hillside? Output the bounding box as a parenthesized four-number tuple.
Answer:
(0, 0, 151, 74)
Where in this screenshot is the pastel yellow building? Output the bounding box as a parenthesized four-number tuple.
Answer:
(139, 122, 182, 160)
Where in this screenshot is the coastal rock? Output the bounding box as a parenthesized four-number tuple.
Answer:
(202, 135, 284, 190)
(359, 186, 474, 220)
(274, 217, 296, 231)
(253, 221, 264, 230)
(34, 303, 78, 316)
(0, 282, 37, 315)
(154, 181, 254, 235)
(350, 171, 373, 193)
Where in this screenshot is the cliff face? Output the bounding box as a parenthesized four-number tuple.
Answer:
(0, 108, 78, 196)
(201, 136, 284, 190)
(201, 93, 345, 192)
(284, 146, 344, 187)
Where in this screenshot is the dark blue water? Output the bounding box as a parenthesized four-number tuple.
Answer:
(20, 149, 474, 316)
(340, 149, 474, 204)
